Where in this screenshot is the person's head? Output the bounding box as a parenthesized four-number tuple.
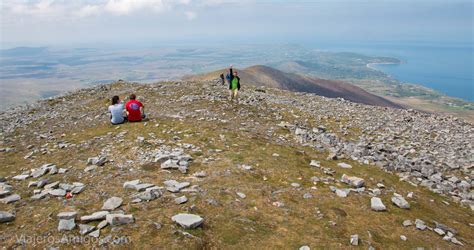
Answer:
(233, 71, 238, 76)
(130, 94, 136, 100)
(112, 95, 120, 105)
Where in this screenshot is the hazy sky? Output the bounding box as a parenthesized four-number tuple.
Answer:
(1, 0, 473, 48)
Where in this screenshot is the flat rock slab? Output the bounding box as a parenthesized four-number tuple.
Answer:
(123, 180, 140, 189)
(44, 181, 60, 189)
(310, 160, 321, 167)
(135, 183, 155, 192)
(337, 163, 353, 169)
(71, 185, 86, 194)
(31, 191, 48, 200)
(236, 192, 246, 199)
(175, 196, 188, 204)
(164, 180, 190, 193)
(0, 211, 15, 223)
(58, 219, 76, 231)
(12, 175, 30, 181)
(171, 213, 204, 229)
(371, 197, 386, 211)
(0, 190, 11, 198)
(106, 214, 134, 226)
(79, 224, 95, 235)
(102, 197, 123, 211)
(123, 180, 155, 191)
(341, 174, 365, 188)
(161, 159, 179, 169)
(48, 189, 66, 197)
(97, 220, 108, 229)
(350, 234, 359, 246)
(335, 189, 350, 198)
(391, 195, 410, 209)
(402, 220, 412, 227)
(81, 211, 110, 222)
(1, 194, 21, 204)
(57, 211, 77, 220)
(89, 229, 100, 238)
(31, 167, 48, 178)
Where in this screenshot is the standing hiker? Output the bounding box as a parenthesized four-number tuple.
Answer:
(225, 64, 233, 87)
(228, 66, 240, 102)
(219, 73, 225, 85)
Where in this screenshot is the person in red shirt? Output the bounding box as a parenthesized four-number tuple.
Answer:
(125, 94, 145, 122)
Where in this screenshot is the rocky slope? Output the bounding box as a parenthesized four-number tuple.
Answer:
(0, 79, 472, 248)
(187, 65, 402, 109)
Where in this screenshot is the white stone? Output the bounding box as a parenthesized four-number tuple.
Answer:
(371, 197, 386, 211)
(391, 195, 410, 209)
(101, 197, 123, 211)
(0, 211, 15, 223)
(79, 224, 95, 235)
(350, 234, 359, 245)
(336, 189, 349, 198)
(0, 194, 21, 204)
(310, 160, 320, 167)
(57, 211, 77, 220)
(175, 196, 188, 204)
(12, 175, 30, 181)
(58, 219, 76, 231)
(337, 163, 352, 169)
(48, 189, 66, 197)
(236, 192, 246, 199)
(171, 213, 204, 229)
(81, 211, 110, 222)
(106, 214, 134, 226)
(89, 229, 100, 238)
(341, 174, 365, 188)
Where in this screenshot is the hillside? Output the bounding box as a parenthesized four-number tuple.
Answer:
(0, 80, 473, 248)
(272, 60, 474, 122)
(187, 65, 403, 109)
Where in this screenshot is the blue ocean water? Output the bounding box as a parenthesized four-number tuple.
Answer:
(312, 41, 474, 101)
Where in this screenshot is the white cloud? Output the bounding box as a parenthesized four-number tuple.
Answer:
(1, 0, 237, 19)
(104, 0, 167, 15)
(76, 5, 102, 18)
(8, 0, 60, 16)
(184, 11, 197, 20)
(1, 0, 250, 19)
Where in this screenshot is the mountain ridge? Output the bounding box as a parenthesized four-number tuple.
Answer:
(186, 65, 403, 109)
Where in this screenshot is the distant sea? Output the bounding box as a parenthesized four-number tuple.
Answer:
(311, 41, 474, 101)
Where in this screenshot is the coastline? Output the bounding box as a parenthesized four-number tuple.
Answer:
(366, 62, 399, 71)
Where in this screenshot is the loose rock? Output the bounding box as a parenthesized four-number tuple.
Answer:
(101, 197, 123, 211)
(171, 213, 204, 229)
(371, 197, 386, 211)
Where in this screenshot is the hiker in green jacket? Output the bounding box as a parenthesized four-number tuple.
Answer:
(228, 66, 240, 102)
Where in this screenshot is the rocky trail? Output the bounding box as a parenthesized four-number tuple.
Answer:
(0, 79, 472, 248)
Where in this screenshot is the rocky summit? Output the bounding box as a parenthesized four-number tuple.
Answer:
(0, 80, 472, 248)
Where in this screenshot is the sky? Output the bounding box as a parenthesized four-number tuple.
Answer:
(0, 0, 473, 48)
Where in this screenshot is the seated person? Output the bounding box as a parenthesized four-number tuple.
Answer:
(108, 95, 127, 125)
(125, 94, 146, 122)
